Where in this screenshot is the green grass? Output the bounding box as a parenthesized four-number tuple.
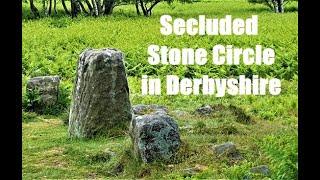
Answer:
(22, 79, 298, 179)
(23, 85, 297, 179)
(22, 0, 298, 179)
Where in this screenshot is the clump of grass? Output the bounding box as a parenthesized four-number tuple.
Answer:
(86, 151, 113, 164)
(22, 111, 41, 123)
(194, 121, 215, 135)
(216, 124, 239, 135)
(211, 104, 227, 111)
(195, 121, 206, 130)
(259, 133, 298, 179)
(228, 105, 254, 124)
(58, 110, 69, 126)
(49, 18, 72, 28)
(170, 140, 192, 164)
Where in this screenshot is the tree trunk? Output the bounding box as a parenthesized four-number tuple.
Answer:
(53, 0, 57, 15)
(103, 0, 115, 15)
(61, 0, 70, 15)
(75, 1, 82, 13)
(272, 0, 279, 13)
(78, 1, 88, 14)
(48, 0, 52, 15)
(135, 0, 140, 15)
(264, 0, 273, 11)
(71, 0, 75, 17)
(96, 0, 102, 14)
(30, 0, 40, 18)
(147, 0, 160, 16)
(84, 0, 93, 13)
(91, 0, 99, 16)
(277, 0, 284, 13)
(42, 0, 46, 14)
(71, 0, 78, 18)
(139, 0, 147, 16)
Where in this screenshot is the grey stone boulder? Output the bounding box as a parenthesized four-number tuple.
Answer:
(195, 105, 213, 116)
(26, 75, 60, 112)
(213, 142, 242, 160)
(129, 113, 181, 163)
(132, 104, 168, 115)
(68, 48, 132, 138)
(250, 165, 270, 176)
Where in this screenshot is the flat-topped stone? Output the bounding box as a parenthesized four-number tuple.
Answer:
(26, 75, 60, 113)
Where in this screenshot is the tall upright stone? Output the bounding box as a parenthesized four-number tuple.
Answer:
(68, 48, 132, 138)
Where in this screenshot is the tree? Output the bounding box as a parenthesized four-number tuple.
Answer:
(103, 0, 116, 15)
(60, 0, 117, 17)
(61, 0, 71, 15)
(136, 0, 162, 16)
(39, 0, 58, 16)
(48, 0, 52, 15)
(30, 0, 40, 18)
(53, 0, 58, 15)
(28, 0, 189, 18)
(84, 0, 93, 13)
(134, 0, 190, 16)
(248, 0, 296, 13)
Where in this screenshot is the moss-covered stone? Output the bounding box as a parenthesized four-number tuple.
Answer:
(68, 48, 132, 138)
(26, 75, 60, 113)
(129, 113, 181, 163)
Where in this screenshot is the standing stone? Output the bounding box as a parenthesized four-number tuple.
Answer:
(68, 48, 132, 138)
(26, 76, 60, 113)
(129, 113, 181, 163)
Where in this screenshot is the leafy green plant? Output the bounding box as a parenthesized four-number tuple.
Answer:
(23, 88, 41, 112)
(22, 81, 72, 115)
(42, 81, 72, 115)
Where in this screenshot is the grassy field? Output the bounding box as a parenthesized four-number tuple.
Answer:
(22, 0, 298, 179)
